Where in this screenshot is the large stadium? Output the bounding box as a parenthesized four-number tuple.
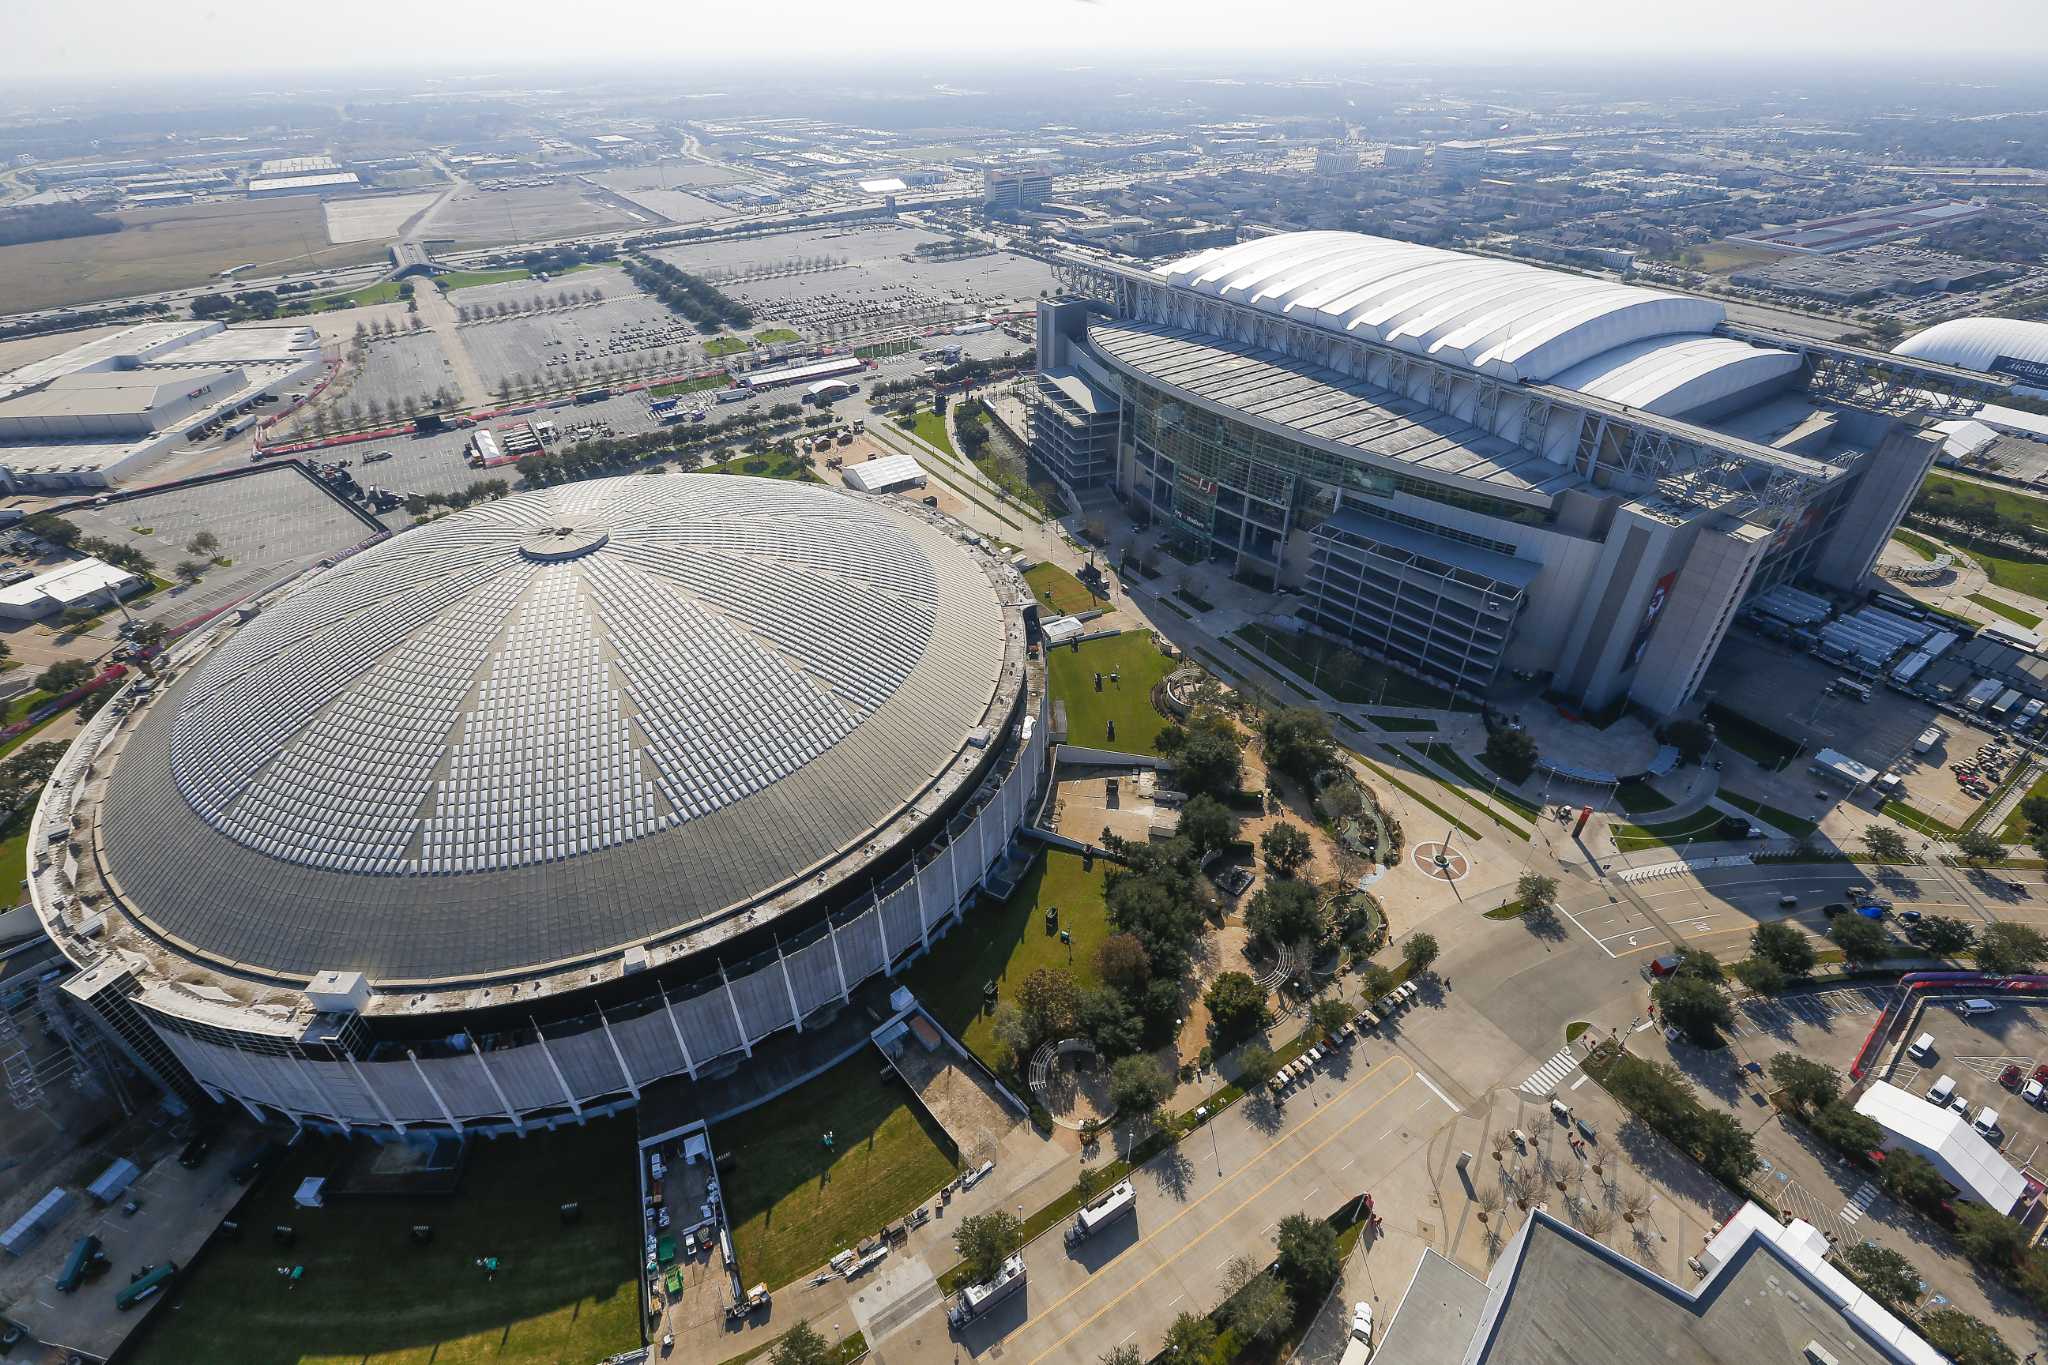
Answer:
(1032, 231, 2015, 716)
(32, 474, 1046, 1135)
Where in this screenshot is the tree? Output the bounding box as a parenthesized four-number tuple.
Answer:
(1095, 934, 1152, 997)
(1652, 974, 1731, 1044)
(1401, 931, 1440, 977)
(1224, 1271, 1293, 1345)
(1750, 921, 1816, 978)
(1356, 962, 1399, 1002)
(989, 1003, 1031, 1070)
(1956, 829, 2007, 866)
(1107, 1053, 1173, 1121)
(1516, 872, 1558, 914)
(1917, 915, 1977, 955)
(1730, 956, 1786, 996)
(33, 659, 93, 695)
(1663, 718, 1713, 763)
(770, 1322, 833, 1365)
(1767, 1054, 1842, 1113)
(1161, 710, 1243, 800)
(1018, 967, 1081, 1045)
(1862, 825, 1910, 864)
(1809, 1100, 1884, 1156)
(185, 530, 221, 557)
(1309, 997, 1353, 1038)
(1975, 922, 2048, 973)
(1163, 1311, 1217, 1361)
(1204, 971, 1269, 1048)
(1482, 728, 1539, 783)
(1177, 793, 1234, 859)
(1917, 1308, 2018, 1365)
(1105, 841, 1207, 978)
(23, 513, 80, 549)
(1835, 1242, 1920, 1316)
(173, 558, 207, 585)
(1236, 1043, 1277, 1089)
(953, 1211, 1023, 1283)
(1274, 1214, 1341, 1299)
(1952, 1201, 2029, 1273)
(1247, 879, 1321, 949)
(1693, 1109, 1759, 1182)
(1828, 913, 1890, 968)
(1259, 822, 1313, 877)
(1077, 987, 1146, 1057)
(1879, 1149, 1949, 1210)
(1260, 707, 1337, 785)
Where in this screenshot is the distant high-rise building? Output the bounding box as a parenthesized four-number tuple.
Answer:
(1378, 144, 1426, 170)
(983, 165, 1053, 211)
(1314, 145, 1359, 176)
(1431, 140, 1490, 173)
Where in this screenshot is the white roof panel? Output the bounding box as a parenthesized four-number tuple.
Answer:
(1855, 1080, 2027, 1214)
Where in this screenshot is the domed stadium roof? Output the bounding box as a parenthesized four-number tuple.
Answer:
(1894, 317, 2048, 393)
(95, 475, 1019, 984)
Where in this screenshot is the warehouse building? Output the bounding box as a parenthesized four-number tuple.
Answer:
(33, 476, 1046, 1134)
(1036, 230, 1982, 715)
(246, 171, 361, 198)
(0, 558, 143, 621)
(0, 320, 320, 491)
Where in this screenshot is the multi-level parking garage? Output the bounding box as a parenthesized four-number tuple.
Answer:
(31, 475, 1045, 1135)
(1036, 231, 2014, 714)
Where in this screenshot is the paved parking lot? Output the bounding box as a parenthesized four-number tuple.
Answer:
(455, 267, 711, 394)
(1723, 985, 1891, 1043)
(1877, 996, 2048, 1174)
(1706, 631, 1942, 773)
(342, 328, 461, 414)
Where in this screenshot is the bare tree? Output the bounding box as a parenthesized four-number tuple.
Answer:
(1621, 1184, 1654, 1223)
(1579, 1206, 1613, 1241)
(1475, 1183, 1504, 1223)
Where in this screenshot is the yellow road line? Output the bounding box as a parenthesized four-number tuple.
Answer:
(1026, 1059, 1422, 1364)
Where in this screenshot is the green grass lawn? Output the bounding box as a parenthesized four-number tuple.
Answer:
(1024, 562, 1100, 616)
(717, 1060, 958, 1292)
(1884, 799, 1965, 841)
(1349, 748, 1481, 842)
(1368, 714, 1437, 733)
(131, 1121, 640, 1365)
(0, 811, 30, 892)
(1717, 789, 1818, 838)
(1614, 777, 1673, 816)
(1968, 593, 2042, 629)
(1703, 703, 1801, 770)
(1999, 770, 2048, 842)
(1416, 743, 1537, 834)
(435, 263, 594, 292)
(753, 327, 800, 344)
(903, 850, 1112, 1072)
(1922, 472, 2048, 526)
(1611, 806, 1730, 852)
(911, 410, 955, 458)
(704, 335, 749, 358)
(1045, 632, 1179, 755)
(700, 452, 821, 482)
(1892, 528, 1942, 561)
(651, 374, 734, 397)
(1230, 625, 1475, 710)
(1960, 541, 2048, 601)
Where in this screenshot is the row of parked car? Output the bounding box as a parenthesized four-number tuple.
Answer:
(1266, 981, 1424, 1099)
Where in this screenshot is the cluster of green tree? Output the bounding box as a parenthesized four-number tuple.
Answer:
(512, 404, 809, 486)
(867, 351, 1035, 402)
(191, 288, 296, 321)
(1910, 479, 2048, 557)
(1120, 1215, 1346, 1365)
(1483, 727, 1539, 783)
(506, 242, 616, 274)
(0, 203, 121, 248)
(22, 514, 153, 579)
(621, 255, 751, 332)
(0, 300, 170, 342)
(1829, 1238, 2020, 1365)
(1597, 1050, 1758, 1188)
(2013, 790, 2048, 864)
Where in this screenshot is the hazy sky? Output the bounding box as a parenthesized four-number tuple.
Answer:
(9, 0, 2048, 81)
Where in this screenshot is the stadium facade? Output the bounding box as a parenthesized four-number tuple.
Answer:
(33, 476, 1047, 1136)
(1031, 231, 2005, 716)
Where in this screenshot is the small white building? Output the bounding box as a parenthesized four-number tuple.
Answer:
(1853, 1080, 2026, 1215)
(843, 454, 926, 495)
(0, 557, 144, 621)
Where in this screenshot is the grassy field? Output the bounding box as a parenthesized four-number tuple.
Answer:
(1416, 743, 1537, 834)
(651, 374, 734, 398)
(1611, 806, 1729, 852)
(1916, 475, 2048, 598)
(1024, 562, 1100, 616)
(1614, 777, 1673, 815)
(0, 811, 29, 892)
(1693, 241, 1784, 275)
(903, 850, 1113, 1073)
(2000, 770, 2048, 842)
(704, 336, 749, 357)
(1892, 528, 1943, 561)
(1045, 632, 1179, 755)
(1230, 625, 1475, 710)
(717, 1060, 958, 1291)
(1968, 593, 2042, 628)
(433, 263, 596, 292)
(0, 199, 389, 314)
(911, 410, 956, 458)
(1703, 703, 1801, 770)
(131, 1121, 640, 1365)
(1717, 790, 1818, 838)
(753, 328, 801, 344)
(701, 452, 821, 482)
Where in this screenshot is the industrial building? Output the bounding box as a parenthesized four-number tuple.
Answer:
(0, 320, 320, 491)
(0, 558, 143, 621)
(32, 475, 1046, 1135)
(1728, 200, 1987, 255)
(1374, 1202, 1946, 1363)
(1033, 230, 2003, 715)
(246, 172, 361, 198)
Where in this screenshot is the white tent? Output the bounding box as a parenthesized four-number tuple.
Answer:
(844, 454, 926, 495)
(1854, 1080, 2026, 1214)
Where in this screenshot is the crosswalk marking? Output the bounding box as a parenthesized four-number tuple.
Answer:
(1519, 1046, 1580, 1096)
(1839, 1180, 1879, 1226)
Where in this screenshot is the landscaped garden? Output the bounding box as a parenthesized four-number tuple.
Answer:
(1045, 632, 1181, 756)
